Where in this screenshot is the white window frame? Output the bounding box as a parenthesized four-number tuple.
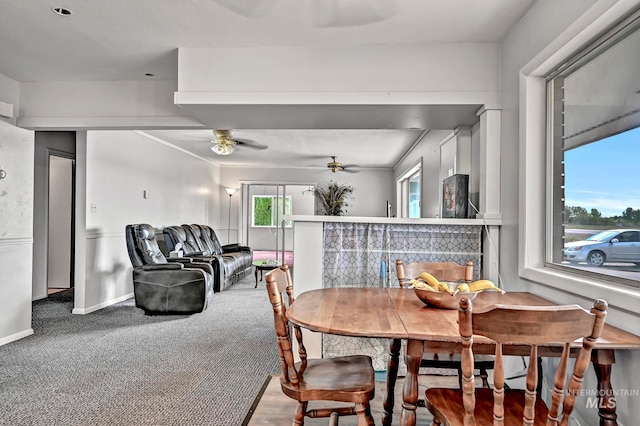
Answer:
(397, 161, 422, 218)
(519, 1, 640, 321)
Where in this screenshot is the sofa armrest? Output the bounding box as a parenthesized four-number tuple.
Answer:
(141, 263, 183, 271)
(166, 257, 192, 264)
(183, 261, 214, 276)
(221, 243, 239, 252)
(221, 244, 252, 253)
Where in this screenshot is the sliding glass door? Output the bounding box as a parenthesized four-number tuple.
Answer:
(243, 183, 314, 263)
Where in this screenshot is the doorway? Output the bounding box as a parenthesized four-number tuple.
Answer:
(243, 183, 314, 265)
(47, 155, 75, 293)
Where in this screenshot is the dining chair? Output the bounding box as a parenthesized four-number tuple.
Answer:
(425, 297, 608, 426)
(394, 259, 494, 389)
(264, 264, 376, 426)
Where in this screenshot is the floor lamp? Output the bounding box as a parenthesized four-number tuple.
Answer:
(225, 187, 237, 243)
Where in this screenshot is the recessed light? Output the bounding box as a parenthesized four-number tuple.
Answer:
(51, 7, 72, 16)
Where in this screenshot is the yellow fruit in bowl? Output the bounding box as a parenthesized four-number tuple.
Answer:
(409, 279, 437, 291)
(419, 272, 441, 289)
(437, 282, 453, 294)
(456, 283, 470, 293)
(468, 279, 505, 294)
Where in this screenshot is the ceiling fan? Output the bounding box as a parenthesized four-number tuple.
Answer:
(210, 130, 267, 156)
(327, 156, 358, 173)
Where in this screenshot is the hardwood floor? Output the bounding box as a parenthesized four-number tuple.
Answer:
(246, 374, 473, 425)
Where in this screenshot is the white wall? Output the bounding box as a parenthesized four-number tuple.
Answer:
(18, 80, 202, 129)
(0, 73, 34, 344)
(75, 130, 222, 313)
(178, 44, 501, 93)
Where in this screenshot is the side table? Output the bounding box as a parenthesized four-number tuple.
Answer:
(252, 260, 283, 288)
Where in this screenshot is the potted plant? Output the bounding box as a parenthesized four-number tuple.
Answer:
(309, 181, 354, 216)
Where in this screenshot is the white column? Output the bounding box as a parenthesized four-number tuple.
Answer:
(478, 107, 501, 219)
(477, 107, 502, 285)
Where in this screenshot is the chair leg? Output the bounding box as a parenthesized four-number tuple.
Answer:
(293, 401, 307, 426)
(329, 411, 339, 426)
(355, 402, 375, 426)
(480, 368, 490, 389)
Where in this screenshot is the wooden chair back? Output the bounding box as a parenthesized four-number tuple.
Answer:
(264, 263, 307, 381)
(457, 297, 608, 426)
(395, 259, 473, 288)
(265, 264, 375, 425)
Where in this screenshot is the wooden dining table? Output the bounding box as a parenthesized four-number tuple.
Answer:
(286, 287, 640, 426)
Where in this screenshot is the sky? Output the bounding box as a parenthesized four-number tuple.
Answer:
(564, 126, 640, 218)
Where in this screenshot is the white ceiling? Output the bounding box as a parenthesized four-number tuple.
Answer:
(0, 0, 535, 169)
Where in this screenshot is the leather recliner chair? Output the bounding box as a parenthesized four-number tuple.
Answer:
(125, 224, 214, 314)
(162, 225, 225, 292)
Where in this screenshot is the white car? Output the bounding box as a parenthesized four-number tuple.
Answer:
(563, 229, 640, 266)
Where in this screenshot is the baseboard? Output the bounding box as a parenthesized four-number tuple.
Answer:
(0, 328, 34, 347)
(72, 292, 134, 315)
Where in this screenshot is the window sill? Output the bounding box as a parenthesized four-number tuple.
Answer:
(521, 265, 640, 335)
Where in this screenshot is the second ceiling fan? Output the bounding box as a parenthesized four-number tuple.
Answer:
(327, 156, 358, 173)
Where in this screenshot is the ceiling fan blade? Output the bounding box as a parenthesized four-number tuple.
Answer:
(236, 139, 268, 150)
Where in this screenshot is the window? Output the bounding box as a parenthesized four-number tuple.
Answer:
(252, 195, 292, 228)
(408, 171, 421, 218)
(398, 162, 421, 218)
(547, 10, 640, 287)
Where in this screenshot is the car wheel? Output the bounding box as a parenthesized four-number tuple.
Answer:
(587, 251, 605, 267)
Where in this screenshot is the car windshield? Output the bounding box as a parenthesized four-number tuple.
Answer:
(586, 230, 620, 242)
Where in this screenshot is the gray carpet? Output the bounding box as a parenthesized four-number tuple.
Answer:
(0, 276, 281, 426)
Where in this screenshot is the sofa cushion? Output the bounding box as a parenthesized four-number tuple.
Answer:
(196, 224, 224, 255)
(164, 225, 203, 255)
(134, 224, 168, 265)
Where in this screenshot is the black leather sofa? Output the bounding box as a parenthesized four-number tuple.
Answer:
(162, 224, 253, 292)
(125, 224, 214, 314)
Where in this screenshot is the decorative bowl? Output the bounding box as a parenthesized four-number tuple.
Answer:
(413, 283, 478, 309)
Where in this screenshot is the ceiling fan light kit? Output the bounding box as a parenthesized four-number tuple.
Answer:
(211, 130, 238, 155)
(211, 140, 236, 155)
(210, 129, 267, 156)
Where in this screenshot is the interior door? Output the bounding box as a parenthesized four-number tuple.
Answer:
(47, 155, 74, 290)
